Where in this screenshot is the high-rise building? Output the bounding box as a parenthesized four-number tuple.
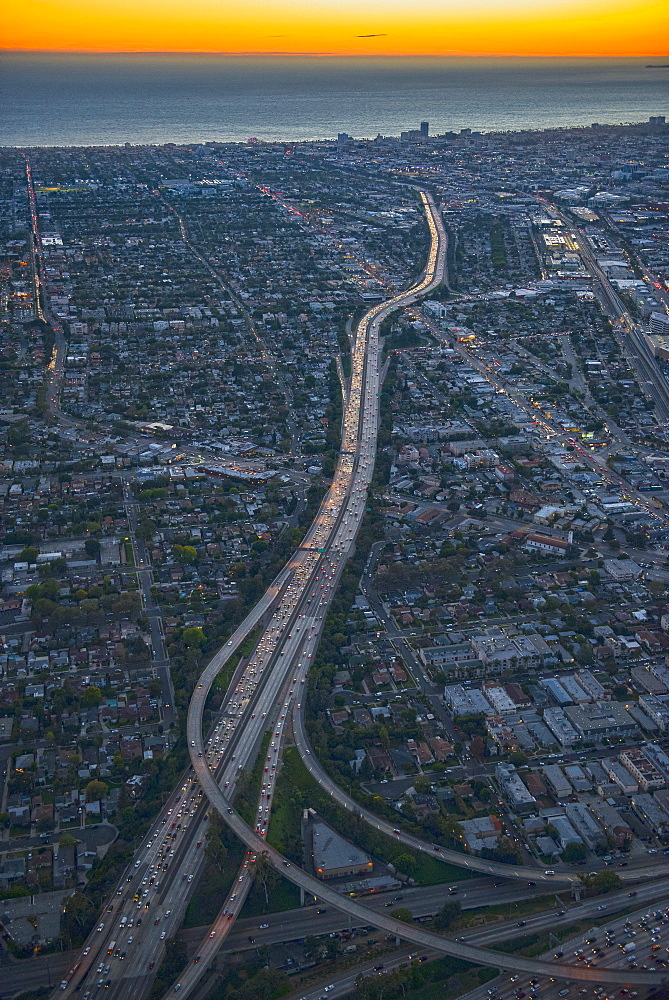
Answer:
(650, 311, 669, 336)
(420, 121, 429, 138)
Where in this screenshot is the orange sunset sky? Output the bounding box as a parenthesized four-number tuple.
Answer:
(3, 0, 669, 55)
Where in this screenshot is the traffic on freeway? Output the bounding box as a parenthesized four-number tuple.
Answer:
(186, 190, 663, 988)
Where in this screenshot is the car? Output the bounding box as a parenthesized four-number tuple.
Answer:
(160, 931, 166, 939)
(259, 923, 269, 929)
(97, 924, 104, 932)
(209, 932, 216, 938)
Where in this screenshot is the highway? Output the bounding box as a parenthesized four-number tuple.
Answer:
(186, 190, 664, 988)
(171, 189, 449, 997)
(52, 189, 667, 1000)
(55, 562, 296, 1000)
(189, 874, 669, 956)
(14, 875, 669, 999)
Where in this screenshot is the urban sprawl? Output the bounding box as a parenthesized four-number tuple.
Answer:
(0, 114, 669, 1000)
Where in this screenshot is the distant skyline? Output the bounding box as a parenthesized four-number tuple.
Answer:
(3, 0, 669, 56)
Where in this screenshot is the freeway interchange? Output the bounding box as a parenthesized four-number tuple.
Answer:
(55, 190, 666, 1000)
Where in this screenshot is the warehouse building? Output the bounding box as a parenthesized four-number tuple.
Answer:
(312, 820, 373, 880)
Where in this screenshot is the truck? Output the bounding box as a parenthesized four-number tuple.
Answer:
(107, 941, 117, 955)
(622, 942, 636, 953)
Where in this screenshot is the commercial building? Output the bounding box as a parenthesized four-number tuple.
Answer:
(630, 793, 669, 835)
(540, 677, 572, 705)
(312, 820, 373, 879)
(558, 675, 590, 703)
(564, 802, 605, 849)
(639, 694, 669, 732)
(522, 533, 570, 555)
(604, 558, 643, 581)
(564, 701, 637, 741)
(589, 801, 632, 847)
(421, 642, 479, 676)
(443, 685, 494, 717)
(482, 683, 518, 715)
(619, 748, 666, 791)
(650, 311, 669, 336)
(543, 764, 572, 800)
(543, 707, 579, 746)
(470, 630, 551, 672)
(495, 762, 536, 813)
(564, 764, 591, 792)
(545, 812, 582, 849)
(574, 670, 608, 701)
(602, 758, 638, 795)
(461, 814, 503, 853)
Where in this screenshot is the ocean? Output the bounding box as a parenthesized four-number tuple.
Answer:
(0, 54, 667, 147)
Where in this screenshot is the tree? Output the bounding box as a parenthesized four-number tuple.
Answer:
(63, 891, 95, 932)
(390, 907, 413, 923)
(470, 735, 486, 763)
(591, 871, 622, 894)
(395, 853, 417, 878)
(433, 900, 461, 930)
(249, 850, 278, 905)
(173, 544, 198, 564)
(18, 546, 38, 564)
(40, 577, 61, 600)
(562, 842, 587, 864)
(81, 685, 102, 708)
(414, 775, 434, 796)
(182, 627, 206, 648)
(84, 538, 101, 559)
(303, 935, 322, 960)
(204, 813, 228, 872)
(136, 521, 155, 542)
(85, 780, 109, 802)
(59, 833, 77, 847)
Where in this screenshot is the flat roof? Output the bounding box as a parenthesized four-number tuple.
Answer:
(312, 821, 372, 874)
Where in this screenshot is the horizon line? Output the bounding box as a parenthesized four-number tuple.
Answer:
(2, 49, 668, 58)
